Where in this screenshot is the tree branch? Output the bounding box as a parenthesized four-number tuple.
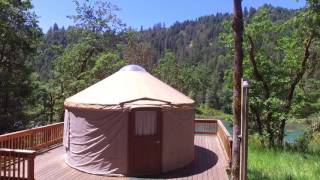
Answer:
(248, 35, 270, 98)
(285, 37, 313, 111)
(80, 47, 96, 73)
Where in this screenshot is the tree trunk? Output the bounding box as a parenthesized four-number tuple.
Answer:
(266, 112, 275, 147)
(248, 36, 270, 99)
(278, 119, 286, 146)
(250, 105, 263, 137)
(49, 93, 55, 124)
(231, 0, 244, 179)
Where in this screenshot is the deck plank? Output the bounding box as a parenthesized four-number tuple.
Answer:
(34, 135, 228, 180)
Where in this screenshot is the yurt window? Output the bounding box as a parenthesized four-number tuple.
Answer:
(135, 111, 157, 136)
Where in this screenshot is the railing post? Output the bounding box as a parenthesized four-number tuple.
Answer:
(229, 139, 233, 168)
(27, 152, 36, 180)
(240, 79, 249, 180)
(30, 133, 34, 150)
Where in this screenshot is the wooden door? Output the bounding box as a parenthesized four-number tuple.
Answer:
(128, 108, 162, 176)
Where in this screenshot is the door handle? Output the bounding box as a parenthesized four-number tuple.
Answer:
(156, 140, 160, 144)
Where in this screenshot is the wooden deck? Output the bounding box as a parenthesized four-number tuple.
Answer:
(34, 135, 229, 180)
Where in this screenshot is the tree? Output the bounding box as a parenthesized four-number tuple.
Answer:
(51, 33, 126, 121)
(153, 50, 180, 86)
(231, 0, 244, 179)
(218, 1, 320, 148)
(122, 31, 157, 71)
(67, 0, 124, 33)
(244, 1, 320, 147)
(29, 0, 127, 124)
(153, 50, 209, 102)
(0, 0, 41, 133)
(33, 24, 67, 80)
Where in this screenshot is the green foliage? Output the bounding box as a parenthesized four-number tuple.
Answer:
(27, 1, 127, 125)
(67, 0, 124, 33)
(0, 0, 41, 133)
(27, 4, 319, 134)
(33, 24, 67, 80)
(25, 73, 55, 126)
(2, 0, 319, 143)
(220, 5, 320, 146)
(196, 105, 232, 121)
(153, 50, 210, 103)
(153, 50, 178, 85)
(294, 120, 320, 154)
(49, 33, 126, 121)
(121, 31, 157, 71)
(91, 52, 127, 80)
(308, 132, 320, 153)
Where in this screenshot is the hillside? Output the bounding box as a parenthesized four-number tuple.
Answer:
(1, 2, 319, 138)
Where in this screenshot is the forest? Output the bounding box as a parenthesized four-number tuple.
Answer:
(0, 0, 320, 178)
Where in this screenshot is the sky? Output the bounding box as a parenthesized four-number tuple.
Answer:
(32, 0, 307, 33)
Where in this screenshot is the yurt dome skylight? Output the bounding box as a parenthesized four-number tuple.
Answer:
(119, 64, 147, 72)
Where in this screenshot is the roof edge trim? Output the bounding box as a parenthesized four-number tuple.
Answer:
(64, 102, 195, 111)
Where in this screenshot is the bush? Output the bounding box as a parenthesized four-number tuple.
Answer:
(195, 105, 232, 121)
(309, 132, 320, 153)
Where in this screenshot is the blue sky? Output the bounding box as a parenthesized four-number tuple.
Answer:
(32, 0, 306, 32)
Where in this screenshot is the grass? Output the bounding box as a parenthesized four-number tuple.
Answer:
(248, 144, 320, 180)
(195, 106, 232, 121)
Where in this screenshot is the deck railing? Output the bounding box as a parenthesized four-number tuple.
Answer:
(0, 122, 64, 179)
(0, 123, 64, 150)
(195, 119, 232, 164)
(216, 120, 233, 162)
(0, 148, 36, 180)
(194, 119, 218, 134)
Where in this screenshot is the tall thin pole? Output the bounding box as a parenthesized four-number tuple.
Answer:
(231, 0, 244, 179)
(240, 80, 249, 180)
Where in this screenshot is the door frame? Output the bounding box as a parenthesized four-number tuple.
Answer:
(127, 107, 163, 176)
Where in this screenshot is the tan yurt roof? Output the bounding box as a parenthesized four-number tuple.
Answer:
(64, 65, 194, 109)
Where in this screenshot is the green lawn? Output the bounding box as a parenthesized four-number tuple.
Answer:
(248, 145, 320, 180)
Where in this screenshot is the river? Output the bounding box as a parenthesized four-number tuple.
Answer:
(220, 120, 305, 143)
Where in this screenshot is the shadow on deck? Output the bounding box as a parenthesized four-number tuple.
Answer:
(35, 135, 229, 180)
(157, 145, 218, 179)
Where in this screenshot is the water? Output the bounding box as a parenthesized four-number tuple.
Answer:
(284, 129, 305, 143)
(220, 120, 305, 143)
(221, 120, 233, 134)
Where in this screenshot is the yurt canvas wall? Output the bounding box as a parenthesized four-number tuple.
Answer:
(162, 108, 194, 172)
(63, 108, 129, 175)
(63, 107, 194, 176)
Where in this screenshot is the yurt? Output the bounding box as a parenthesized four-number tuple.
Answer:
(63, 65, 195, 176)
